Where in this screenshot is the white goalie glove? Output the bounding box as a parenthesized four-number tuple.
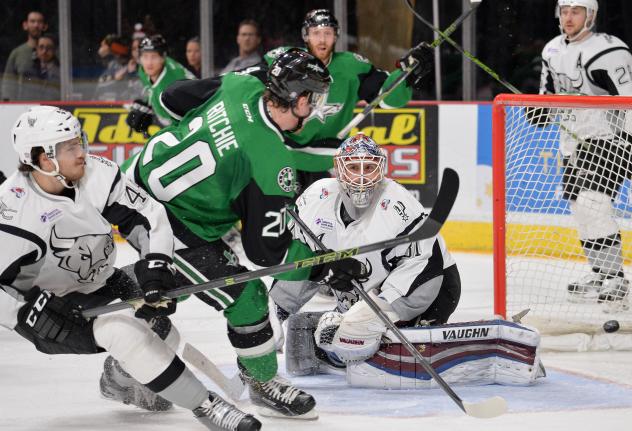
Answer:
(315, 296, 400, 363)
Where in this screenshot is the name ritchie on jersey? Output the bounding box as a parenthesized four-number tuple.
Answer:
(206, 100, 239, 157)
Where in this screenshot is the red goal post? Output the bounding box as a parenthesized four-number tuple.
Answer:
(492, 93, 632, 334)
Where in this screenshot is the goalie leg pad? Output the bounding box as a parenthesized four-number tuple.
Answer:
(285, 311, 324, 376)
(346, 320, 543, 389)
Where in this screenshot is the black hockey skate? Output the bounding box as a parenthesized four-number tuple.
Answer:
(99, 355, 173, 411)
(238, 361, 317, 419)
(193, 391, 261, 431)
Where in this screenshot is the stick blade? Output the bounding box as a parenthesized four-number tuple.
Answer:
(463, 396, 507, 419)
(183, 343, 246, 402)
(412, 168, 460, 241)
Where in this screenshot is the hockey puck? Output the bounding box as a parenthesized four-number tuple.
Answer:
(603, 320, 620, 333)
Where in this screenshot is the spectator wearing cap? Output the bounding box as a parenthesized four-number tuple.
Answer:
(185, 36, 202, 78)
(221, 19, 262, 74)
(1, 11, 48, 100)
(94, 34, 133, 101)
(125, 34, 195, 134)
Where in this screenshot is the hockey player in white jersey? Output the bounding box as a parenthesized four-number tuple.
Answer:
(270, 133, 460, 368)
(0, 106, 261, 431)
(270, 134, 543, 388)
(538, 0, 632, 305)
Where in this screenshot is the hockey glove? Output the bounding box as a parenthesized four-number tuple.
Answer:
(134, 254, 177, 321)
(398, 42, 434, 91)
(16, 288, 90, 344)
(126, 99, 154, 134)
(310, 252, 369, 293)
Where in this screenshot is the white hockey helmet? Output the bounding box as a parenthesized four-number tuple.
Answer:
(334, 133, 387, 208)
(556, 0, 598, 41)
(11, 106, 86, 166)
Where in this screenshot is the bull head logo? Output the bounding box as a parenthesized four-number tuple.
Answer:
(50, 226, 115, 283)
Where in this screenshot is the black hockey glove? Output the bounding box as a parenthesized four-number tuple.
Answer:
(398, 42, 434, 91)
(309, 252, 369, 292)
(134, 254, 177, 321)
(16, 288, 90, 344)
(126, 99, 154, 134)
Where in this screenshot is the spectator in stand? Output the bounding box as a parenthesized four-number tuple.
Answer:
(185, 36, 202, 78)
(94, 34, 132, 101)
(21, 33, 60, 100)
(1, 11, 48, 101)
(221, 19, 262, 74)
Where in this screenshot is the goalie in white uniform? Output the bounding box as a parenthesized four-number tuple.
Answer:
(271, 134, 544, 388)
(0, 107, 261, 431)
(537, 0, 632, 304)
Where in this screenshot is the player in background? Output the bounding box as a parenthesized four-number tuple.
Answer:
(537, 0, 632, 304)
(122, 49, 331, 419)
(270, 133, 461, 373)
(264, 9, 433, 191)
(126, 34, 195, 135)
(0, 107, 261, 431)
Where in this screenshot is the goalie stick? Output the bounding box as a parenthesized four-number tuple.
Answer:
(336, 1, 481, 139)
(82, 168, 459, 318)
(285, 178, 507, 419)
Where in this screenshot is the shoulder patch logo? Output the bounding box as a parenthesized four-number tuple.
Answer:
(353, 53, 369, 63)
(277, 166, 295, 193)
(380, 198, 390, 210)
(320, 188, 329, 199)
(314, 217, 335, 231)
(393, 200, 409, 222)
(10, 187, 26, 198)
(40, 208, 63, 223)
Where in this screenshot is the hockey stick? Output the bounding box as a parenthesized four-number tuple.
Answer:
(285, 180, 506, 418)
(336, 1, 482, 139)
(402, 0, 520, 94)
(183, 343, 246, 402)
(82, 168, 459, 319)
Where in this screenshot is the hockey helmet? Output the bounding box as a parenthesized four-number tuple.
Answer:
(301, 9, 340, 41)
(267, 48, 331, 107)
(139, 34, 167, 56)
(556, 0, 598, 40)
(334, 133, 387, 208)
(11, 106, 87, 166)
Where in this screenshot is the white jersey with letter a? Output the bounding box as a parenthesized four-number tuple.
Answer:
(294, 177, 455, 315)
(539, 32, 632, 156)
(0, 155, 173, 329)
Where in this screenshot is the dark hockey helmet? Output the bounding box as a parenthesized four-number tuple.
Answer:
(139, 34, 167, 56)
(267, 48, 331, 107)
(301, 9, 340, 41)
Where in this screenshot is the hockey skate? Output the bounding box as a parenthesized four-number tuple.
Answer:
(567, 272, 603, 300)
(99, 355, 173, 411)
(598, 276, 630, 311)
(238, 362, 317, 420)
(193, 391, 261, 431)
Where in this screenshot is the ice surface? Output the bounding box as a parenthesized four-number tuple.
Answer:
(1, 246, 631, 430)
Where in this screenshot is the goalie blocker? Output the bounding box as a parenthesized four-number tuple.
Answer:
(286, 316, 544, 389)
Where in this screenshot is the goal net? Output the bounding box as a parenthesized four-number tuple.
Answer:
(492, 94, 632, 336)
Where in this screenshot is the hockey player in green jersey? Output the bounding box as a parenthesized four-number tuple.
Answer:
(123, 49, 331, 420)
(126, 34, 195, 135)
(264, 9, 433, 188)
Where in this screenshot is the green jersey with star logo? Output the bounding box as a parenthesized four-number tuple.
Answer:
(124, 71, 298, 266)
(264, 47, 413, 171)
(138, 56, 196, 127)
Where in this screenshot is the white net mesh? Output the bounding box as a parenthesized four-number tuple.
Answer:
(497, 97, 632, 334)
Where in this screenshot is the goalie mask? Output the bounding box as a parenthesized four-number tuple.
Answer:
(334, 133, 387, 210)
(556, 0, 598, 42)
(11, 106, 89, 188)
